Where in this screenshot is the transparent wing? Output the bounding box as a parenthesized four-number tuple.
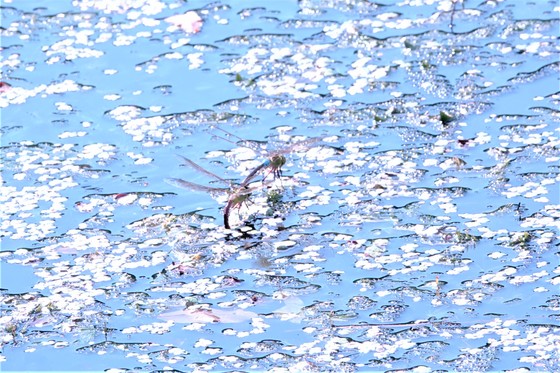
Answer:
(214, 126, 322, 156)
(211, 126, 266, 152)
(176, 155, 231, 185)
(272, 137, 323, 156)
(165, 178, 229, 194)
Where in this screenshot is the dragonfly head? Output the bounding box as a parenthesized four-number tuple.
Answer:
(270, 154, 286, 168)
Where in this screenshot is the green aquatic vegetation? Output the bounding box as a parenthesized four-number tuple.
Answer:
(374, 114, 387, 122)
(439, 111, 455, 125)
(234, 72, 256, 86)
(507, 231, 533, 248)
(403, 39, 417, 49)
(5, 324, 17, 339)
(421, 60, 434, 70)
(455, 230, 481, 245)
(266, 188, 283, 206)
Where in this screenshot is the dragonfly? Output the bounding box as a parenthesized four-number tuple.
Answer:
(165, 155, 268, 229)
(212, 127, 322, 187)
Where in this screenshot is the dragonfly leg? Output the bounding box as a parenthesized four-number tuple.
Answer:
(260, 165, 283, 186)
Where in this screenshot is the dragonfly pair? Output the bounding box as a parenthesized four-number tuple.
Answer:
(165, 155, 267, 229)
(166, 131, 321, 229)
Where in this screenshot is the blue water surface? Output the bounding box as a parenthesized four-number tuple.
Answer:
(1, 0, 559, 372)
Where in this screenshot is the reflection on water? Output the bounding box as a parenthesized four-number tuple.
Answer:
(1, 0, 559, 371)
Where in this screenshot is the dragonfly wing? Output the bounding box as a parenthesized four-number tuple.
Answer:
(176, 155, 230, 185)
(165, 178, 228, 194)
(275, 137, 322, 155)
(212, 126, 266, 152)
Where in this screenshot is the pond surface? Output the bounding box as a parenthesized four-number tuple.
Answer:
(1, 0, 559, 371)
